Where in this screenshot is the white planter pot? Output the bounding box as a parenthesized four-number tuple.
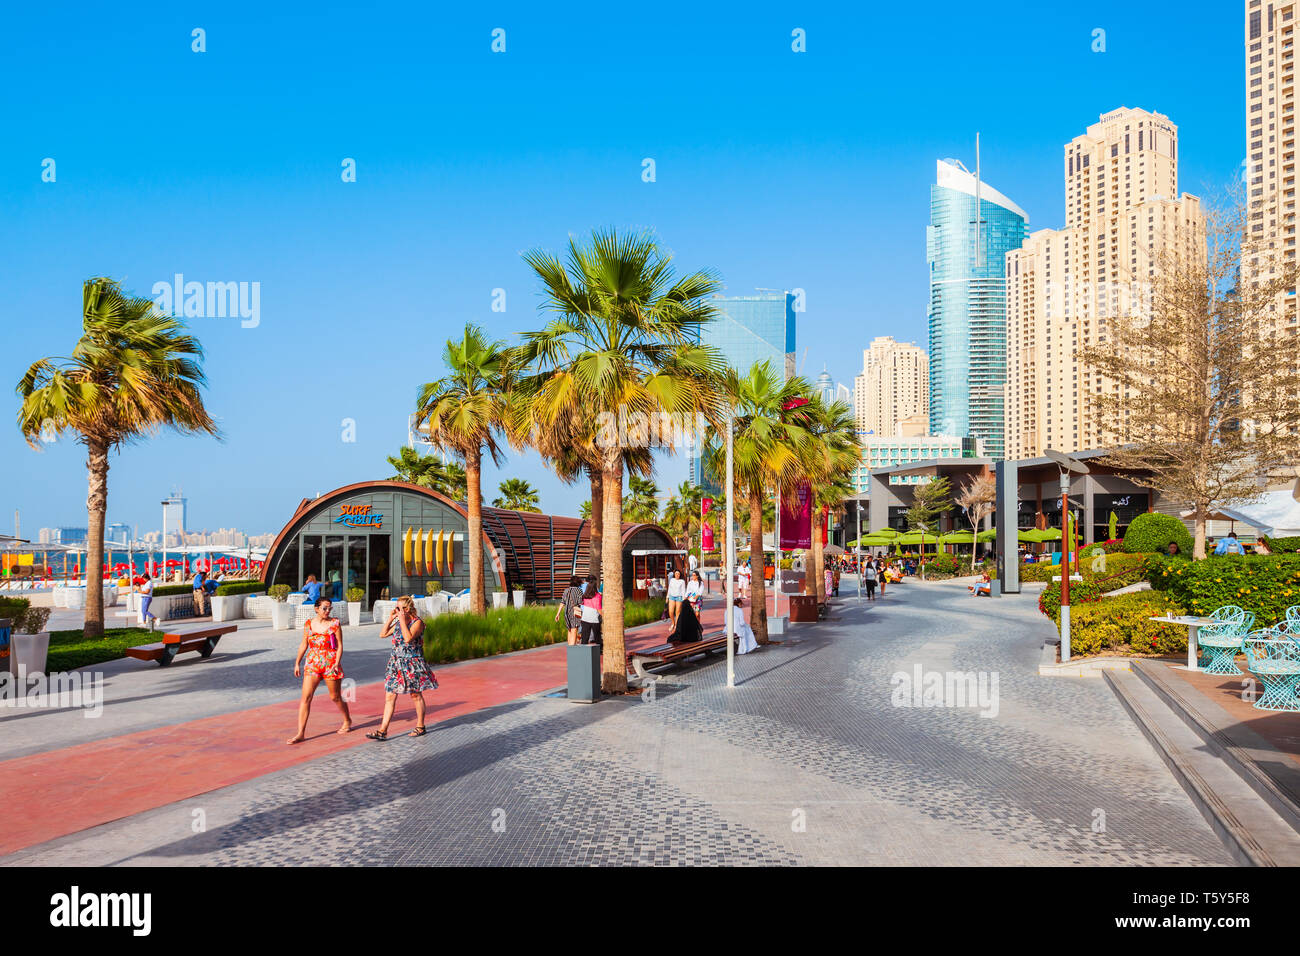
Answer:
(270, 602, 295, 630)
(10, 631, 50, 677)
(347, 602, 362, 626)
(210, 595, 243, 623)
(492, 591, 508, 609)
(512, 589, 525, 609)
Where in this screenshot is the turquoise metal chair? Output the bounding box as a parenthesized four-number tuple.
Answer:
(1210, 605, 1247, 625)
(1287, 606, 1300, 628)
(1199, 621, 1250, 675)
(1243, 629, 1300, 711)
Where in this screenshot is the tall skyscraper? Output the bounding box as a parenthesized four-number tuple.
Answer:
(1243, 0, 1299, 334)
(852, 336, 929, 438)
(928, 158, 1028, 460)
(691, 292, 797, 487)
(1004, 107, 1203, 459)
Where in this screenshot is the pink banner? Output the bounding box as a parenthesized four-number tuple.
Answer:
(701, 521, 714, 551)
(780, 482, 813, 550)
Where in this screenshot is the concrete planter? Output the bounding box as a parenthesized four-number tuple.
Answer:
(270, 601, 295, 630)
(347, 602, 362, 627)
(512, 590, 526, 609)
(492, 591, 508, 609)
(10, 631, 50, 677)
(210, 595, 244, 623)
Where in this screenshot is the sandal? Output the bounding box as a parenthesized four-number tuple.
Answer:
(365, 730, 388, 741)
(408, 726, 427, 737)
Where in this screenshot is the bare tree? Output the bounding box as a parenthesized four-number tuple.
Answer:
(1079, 195, 1300, 558)
(956, 473, 996, 571)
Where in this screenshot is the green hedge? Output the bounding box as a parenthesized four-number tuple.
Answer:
(1264, 535, 1300, 553)
(1145, 554, 1300, 625)
(1039, 579, 1103, 624)
(152, 584, 195, 596)
(214, 580, 263, 596)
(1022, 552, 1150, 589)
(1068, 591, 1187, 657)
(1122, 512, 1194, 555)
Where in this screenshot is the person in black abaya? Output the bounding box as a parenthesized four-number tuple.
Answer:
(668, 594, 703, 643)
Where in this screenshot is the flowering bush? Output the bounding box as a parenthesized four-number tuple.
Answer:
(920, 553, 962, 578)
(1022, 552, 1149, 590)
(1068, 591, 1187, 657)
(1039, 579, 1102, 624)
(1145, 554, 1300, 625)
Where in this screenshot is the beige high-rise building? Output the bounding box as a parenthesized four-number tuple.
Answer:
(852, 336, 929, 438)
(1243, 0, 1300, 332)
(1004, 107, 1204, 460)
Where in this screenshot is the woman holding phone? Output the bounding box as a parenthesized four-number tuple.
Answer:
(287, 597, 351, 744)
(368, 596, 439, 740)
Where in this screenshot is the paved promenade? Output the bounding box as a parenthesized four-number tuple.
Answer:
(3, 580, 1232, 865)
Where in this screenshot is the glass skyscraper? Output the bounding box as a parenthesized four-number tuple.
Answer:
(691, 292, 797, 487)
(927, 159, 1027, 460)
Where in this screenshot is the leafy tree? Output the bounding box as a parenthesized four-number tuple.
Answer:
(493, 478, 541, 512)
(907, 476, 953, 554)
(16, 278, 218, 639)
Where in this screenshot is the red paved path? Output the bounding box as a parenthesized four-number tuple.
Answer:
(0, 604, 728, 856)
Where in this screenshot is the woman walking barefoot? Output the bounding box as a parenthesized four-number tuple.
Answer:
(287, 597, 352, 744)
(368, 596, 439, 740)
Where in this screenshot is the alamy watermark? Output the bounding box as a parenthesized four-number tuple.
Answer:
(595, 406, 708, 452)
(152, 273, 260, 328)
(890, 664, 999, 718)
(0, 669, 104, 717)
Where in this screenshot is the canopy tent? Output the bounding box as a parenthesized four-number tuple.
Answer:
(1181, 488, 1300, 538)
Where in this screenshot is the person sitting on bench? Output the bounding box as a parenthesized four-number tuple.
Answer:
(732, 599, 757, 655)
(970, 572, 992, 597)
(669, 595, 703, 643)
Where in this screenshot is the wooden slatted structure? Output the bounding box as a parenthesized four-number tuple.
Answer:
(479, 506, 675, 602)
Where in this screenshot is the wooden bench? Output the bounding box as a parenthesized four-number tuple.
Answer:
(125, 625, 237, 667)
(626, 634, 729, 680)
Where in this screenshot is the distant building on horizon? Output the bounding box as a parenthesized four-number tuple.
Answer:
(106, 522, 130, 545)
(927, 157, 1028, 460)
(852, 336, 929, 441)
(691, 291, 797, 488)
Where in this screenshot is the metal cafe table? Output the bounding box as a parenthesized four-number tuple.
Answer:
(1147, 614, 1218, 672)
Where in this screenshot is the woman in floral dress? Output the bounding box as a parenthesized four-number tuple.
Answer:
(367, 595, 439, 740)
(287, 597, 352, 744)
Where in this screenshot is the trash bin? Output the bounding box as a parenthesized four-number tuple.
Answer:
(566, 643, 600, 703)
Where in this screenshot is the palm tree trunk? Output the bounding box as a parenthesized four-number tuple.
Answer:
(600, 459, 626, 693)
(466, 450, 486, 615)
(84, 439, 108, 640)
(811, 517, 825, 603)
(748, 485, 770, 644)
(588, 466, 604, 577)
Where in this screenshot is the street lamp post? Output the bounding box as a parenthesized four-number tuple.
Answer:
(1044, 450, 1090, 663)
(725, 407, 736, 689)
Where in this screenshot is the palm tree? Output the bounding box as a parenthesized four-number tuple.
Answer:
(661, 480, 705, 549)
(494, 478, 541, 512)
(414, 324, 511, 616)
(623, 475, 661, 523)
(801, 394, 860, 602)
(16, 278, 218, 640)
(387, 446, 468, 499)
(579, 500, 592, 520)
(705, 361, 813, 644)
(516, 228, 724, 692)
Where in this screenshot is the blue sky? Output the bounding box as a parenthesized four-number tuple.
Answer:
(1, 0, 1245, 537)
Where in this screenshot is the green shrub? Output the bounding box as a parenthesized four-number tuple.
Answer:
(346, 586, 365, 603)
(1264, 535, 1300, 553)
(269, 584, 291, 602)
(0, 596, 32, 620)
(1039, 579, 1103, 624)
(1068, 591, 1187, 657)
(214, 580, 264, 596)
(425, 580, 441, 595)
(1145, 554, 1300, 625)
(921, 553, 962, 578)
(1122, 512, 1194, 555)
(153, 583, 194, 596)
(1022, 552, 1149, 590)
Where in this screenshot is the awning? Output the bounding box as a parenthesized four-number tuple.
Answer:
(1181, 488, 1300, 537)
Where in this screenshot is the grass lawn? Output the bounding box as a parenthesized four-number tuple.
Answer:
(47, 627, 155, 671)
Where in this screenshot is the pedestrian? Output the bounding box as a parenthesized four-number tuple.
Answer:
(368, 596, 439, 740)
(191, 568, 207, 617)
(686, 570, 705, 616)
(666, 568, 686, 624)
(554, 574, 584, 645)
(579, 576, 603, 647)
(824, 565, 834, 601)
(876, 558, 886, 597)
(738, 560, 752, 599)
(732, 598, 758, 654)
(688, 551, 699, 576)
(288, 597, 351, 744)
(1214, 532, 1244, 556)
(863, 560, 877, 600)
(137, 573, 158, 630)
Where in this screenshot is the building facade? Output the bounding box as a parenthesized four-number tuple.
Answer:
(849, 434, 982, 495)
(692, 291, 798, 486)
(1243, 0, 1300, 337)
(928, 159, 1028, 460)
(1004, 108, 1203, 460)
(852, 336, 929, 439)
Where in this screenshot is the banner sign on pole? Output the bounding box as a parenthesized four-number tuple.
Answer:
(780, 481, 813, 550)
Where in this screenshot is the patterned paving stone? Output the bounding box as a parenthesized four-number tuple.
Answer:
(4, 580, 1234, 866)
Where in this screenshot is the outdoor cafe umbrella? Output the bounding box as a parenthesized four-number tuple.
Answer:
(938, 531, 975, 544)
(976, 529, 998, 543)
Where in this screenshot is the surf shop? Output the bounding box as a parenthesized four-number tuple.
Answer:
(262, 480, 676, 608)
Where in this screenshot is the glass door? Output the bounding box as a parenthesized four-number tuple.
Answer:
(347, 537, 367, 604)
(324, 535, 345, 601)
(368, 534, 390, 607)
